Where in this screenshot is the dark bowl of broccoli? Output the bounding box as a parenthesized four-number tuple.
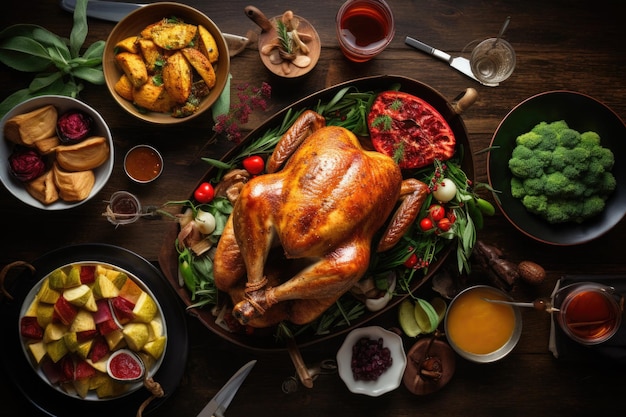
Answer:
(487, 91, 626, 245)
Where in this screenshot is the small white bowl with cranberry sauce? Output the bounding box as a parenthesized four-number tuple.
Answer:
(336, 326, 407, 397)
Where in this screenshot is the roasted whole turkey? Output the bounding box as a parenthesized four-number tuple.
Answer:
(213, 110, 429, 327)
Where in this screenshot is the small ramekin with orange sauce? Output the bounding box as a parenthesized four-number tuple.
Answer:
(124, 144, 163, 184)
(444, 285, 522, 363)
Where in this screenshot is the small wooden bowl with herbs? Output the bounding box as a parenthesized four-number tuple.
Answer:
(245, 6, 321, 79)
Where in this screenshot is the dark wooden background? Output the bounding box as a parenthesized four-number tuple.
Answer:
(1, 1, 625, 416)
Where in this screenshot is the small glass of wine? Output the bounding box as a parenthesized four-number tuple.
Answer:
(553, 282, 623, 345)
(336, 0, 395, 63)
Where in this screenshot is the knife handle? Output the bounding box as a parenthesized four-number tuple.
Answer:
(405, 36, 451, 62)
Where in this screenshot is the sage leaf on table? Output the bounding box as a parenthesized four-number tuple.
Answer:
(0, 0, 105, 118)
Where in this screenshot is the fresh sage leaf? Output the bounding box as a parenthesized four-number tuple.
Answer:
(82, 40, 105, 60)
(0, 36, 51, 66)
(29, 72, 63, 92)
(46, 47, 71, 70)
(71, 66, 105, 84)
(32, 27, 71, 60)
(69, 0, 88, 57)
(0, 0, 103, 119)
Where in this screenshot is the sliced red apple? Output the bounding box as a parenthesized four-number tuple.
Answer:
(60, 355, 75, 383)
(41, 358, 63, 385)
(97, 318, 122, 336)
(110, 296, 135, 324)
(79, 265, 96, 284)
(89, 336, 109, 363)
(75, 358, 96, 380)
(20, 316, 44, 340)
(93, 298, 113, 324)
(53, 296, 78, 326)
(76, 329, 97, 342)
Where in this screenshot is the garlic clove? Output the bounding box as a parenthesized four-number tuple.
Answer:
(292, 54, 311, 68)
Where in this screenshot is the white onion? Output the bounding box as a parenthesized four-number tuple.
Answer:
(195, 209, 216, 235)
(432, 178, 457, 203)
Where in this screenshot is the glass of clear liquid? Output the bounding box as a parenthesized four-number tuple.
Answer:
(470, 38, 516, 84)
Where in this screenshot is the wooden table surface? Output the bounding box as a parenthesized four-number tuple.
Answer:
(1, 1, 625, 416)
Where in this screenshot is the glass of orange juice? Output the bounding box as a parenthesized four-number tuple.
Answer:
(336, 0, 395, 62)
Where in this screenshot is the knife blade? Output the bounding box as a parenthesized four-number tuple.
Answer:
(404, 36, 498, 87)
(59, 0, 250, 57)
(197, 360, 256, 417)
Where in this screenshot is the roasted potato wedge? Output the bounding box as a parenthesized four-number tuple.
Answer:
(198, 25, 219, 63)
(133, 80, 175, 113)
(114, 74, 135, 101)
(138, 38, 163, 73)
(114, 36, 139, 53)
(144, 20, 197, 50)
(115, 52, 148, 88)
(181, 48, 216, 88)
(162, 51, 192, 104)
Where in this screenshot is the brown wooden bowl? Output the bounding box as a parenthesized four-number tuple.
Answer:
(102, 2, 230, 124)
(244, 6, 321, 79)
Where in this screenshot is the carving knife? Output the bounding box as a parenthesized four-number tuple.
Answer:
(59, 0, 251, 57)
(196, 360, 256, 417)
(404, 36, 498, 87)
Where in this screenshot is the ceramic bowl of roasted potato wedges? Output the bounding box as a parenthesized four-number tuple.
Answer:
(103, 2, 230, 124)
(0, 95, 114, 210)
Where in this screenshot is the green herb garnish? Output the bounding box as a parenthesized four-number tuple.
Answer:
(0, 0, 105, 118)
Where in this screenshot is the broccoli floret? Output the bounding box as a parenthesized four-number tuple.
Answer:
(544, 199, 577, 223)
(535, 150, 552, 166)
(531, 122, 557, 143)
(549, 146, 568, 171)
(511, 177, 526, 199)
(515, 131, 543, 149)
(580, 131, 601, 149)
(522, 177, 546, 196)
(557, 128, 582, 149)
(597, 172, 617, 195)
(509, 145, 544, 178)
(590, 146, 615, 171)
(580, 195, 607, 220)
(508, 120, 617, 224)
(543, 172, 570, 196)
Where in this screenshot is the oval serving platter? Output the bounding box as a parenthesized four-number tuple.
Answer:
(1, 244, 188, 416)
(158, 75, 475, 351)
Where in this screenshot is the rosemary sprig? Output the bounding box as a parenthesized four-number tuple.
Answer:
(276, 20, 293, 54)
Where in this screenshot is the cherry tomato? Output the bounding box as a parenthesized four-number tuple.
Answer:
(428, 204, 445, 221)
(404, 253, 418, 268)
(193, 182, 215, 203)
(447, 209, 457, 223)
(419, 217, 434, 231)
(243, 155, 265, 175)
(437, 217, 453, 232)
